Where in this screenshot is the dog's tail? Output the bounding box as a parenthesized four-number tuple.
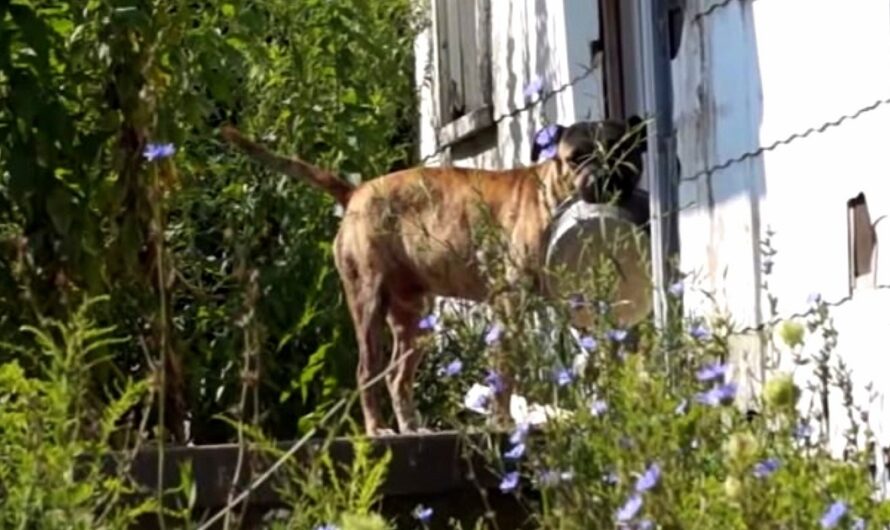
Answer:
(220, 125, 354, 206)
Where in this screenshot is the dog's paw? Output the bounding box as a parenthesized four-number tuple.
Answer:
(371, 428, 398, 437)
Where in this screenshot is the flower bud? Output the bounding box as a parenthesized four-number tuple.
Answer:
(778, 320, 805, 348)
(763, 372, 801, 410)
(724, 431, 760, 466)
(724, 476, 744, 500)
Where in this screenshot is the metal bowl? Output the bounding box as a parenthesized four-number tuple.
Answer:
(543, 193, 652, 328)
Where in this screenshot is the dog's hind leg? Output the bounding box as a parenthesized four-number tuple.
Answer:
(385, 291, 427, 433)
(343, 272, 392, 436)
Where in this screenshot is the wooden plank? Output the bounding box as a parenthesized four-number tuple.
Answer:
(127, 432, 502, 509)
(446, 1, 465, 120)
(475, 0, 492, 106)
(459, 0, 481, 110)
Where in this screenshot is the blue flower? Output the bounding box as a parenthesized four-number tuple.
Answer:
(439, 359, 463, 377)
(504, 442, 525, 460)
(696, 362, 728, 382)
(852, 517, 866, 530)
(579, 335, 598, 351)
(808, 292, 823, 307)
(637, 520, 654, 530)
(555, 367, 574, 387)
(674, 398, 689, 415)
(523, 76, 544, 99)
(695, 383, 737, 406)
(418, 314, 438, 331)
(794, 421, 812, 440)
(537, 469, 574, 487)
(689, 323, 711, 340)
(509, 422, 530, 445)
(484, 323, 503, 345)
(414, 505, 433, 523)
(484, 370, 506, 393)
(568, 293, 587, 309)
(635, 462, 661, 493)
(315, 524, 339, 530)
(616, 493, 643, 523)
(820, 501, 848, 529)
(752, 457, 780, 479)
(668, 281, 684, 297)
(500, 471, 520, 492)
(607, 329, 628, 343)
(590, 399, 608, 417)
(534, 125, 560, 160)
(143, 142, 176, 161)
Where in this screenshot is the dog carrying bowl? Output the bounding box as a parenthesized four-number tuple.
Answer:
(543, 191, 653, 328)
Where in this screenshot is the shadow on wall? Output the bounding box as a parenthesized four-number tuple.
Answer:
(674, 2, 767, 206)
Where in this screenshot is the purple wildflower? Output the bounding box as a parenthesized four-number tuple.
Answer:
(534, 125, 560, 160)
(696, 362, 728, 382)
(794, 421, 813, 440)
(504, 442, 525, 460)
(674, 398, 689, 415)
(537, 469, 574, 487)
(820, 501, 848, 529)
(808, 292, 823, 306)
(499, 471, 520, 493)
(579, 335, 598, 351)
(484, 370, 506, 393)
(418, 314, 438, 331)
(523, 76, 544, 99)
(590, 399, 608, 417)
(555, 367, 574, 387)
(695, 383, 737, 406)
(568, 293, 587, 309)
(638, 520, 654, 530)
(484, 323, 503, 345)
(668, 281, 684, 297)
(440, 359, 463, 377)
(414, 505, 433, 523)
(616, 494, 643, 523)
(752, 458, 780, 479)
(607, 329, 628, 343)
(143, 142, 176, 161)
(635, 463, 661, 493)
(689, 323, 711, 341)
(509, 422, 530, 445)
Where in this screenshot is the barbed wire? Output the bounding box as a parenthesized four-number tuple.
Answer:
(690, 0, 751, 25)
(737, 284, 890, 336)
(681, 95, 890, 183)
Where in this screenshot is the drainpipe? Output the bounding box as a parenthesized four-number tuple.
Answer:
(638, 0, 680, 334)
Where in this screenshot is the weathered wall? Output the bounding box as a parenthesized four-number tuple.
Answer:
(674, 0, 890, 489)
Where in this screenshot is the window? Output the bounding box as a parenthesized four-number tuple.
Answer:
(434, 0, 493, 147)
(848, 193, 878, 291)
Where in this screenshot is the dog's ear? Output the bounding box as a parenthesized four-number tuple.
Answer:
(530, 124, 566, 162)
(626, 115, 648, 152)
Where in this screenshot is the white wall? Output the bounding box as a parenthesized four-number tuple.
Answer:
(674, 0, 890, 485)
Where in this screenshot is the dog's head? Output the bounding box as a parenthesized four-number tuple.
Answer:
(531, 116, 648, 204)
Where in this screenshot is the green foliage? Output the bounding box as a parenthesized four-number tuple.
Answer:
(0, 296, 152, 529)
(1, 0, 423, 442)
